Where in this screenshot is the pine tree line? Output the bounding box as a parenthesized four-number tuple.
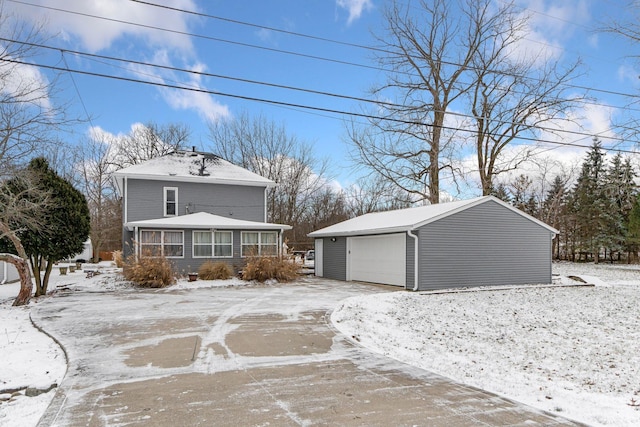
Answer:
(493, 139, 640, 263)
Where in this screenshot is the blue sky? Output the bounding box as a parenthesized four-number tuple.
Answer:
(5, 0, 640, 196)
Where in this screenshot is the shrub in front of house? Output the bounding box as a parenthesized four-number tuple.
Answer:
(242, 256, 299, 282)
(198, 261, 233, 280)
(123, 253, 176, 288)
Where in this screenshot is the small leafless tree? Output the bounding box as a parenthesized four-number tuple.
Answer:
(73, 136, 122, 261)
(109, 122, 191, 169)
(208, 112, 331, 235)
(345, 175, 413, 217)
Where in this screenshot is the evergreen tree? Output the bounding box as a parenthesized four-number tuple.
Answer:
(604, 154, 637, 260)
(541, 175, 567, 259)
(489, 183, 511, 203)
(627, 195, 640, 261)
(569, 139, 608, 262)
(0, 158, 90, 295)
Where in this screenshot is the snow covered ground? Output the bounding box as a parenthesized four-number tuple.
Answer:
(0, 263, 251, 427)
(1, 261, 639, 426)
(332, 262, 640, 427)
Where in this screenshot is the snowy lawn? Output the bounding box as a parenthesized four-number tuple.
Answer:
(2, 261, 639, 426)
(0, 263, 251, 427)
(332, 261, 640, 427)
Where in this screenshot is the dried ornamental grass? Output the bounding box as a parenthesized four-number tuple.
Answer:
(112, 250, 123, 268)
(198, 261, 233, 280)
(242, 256, 299, 282)
(123, 253, 176, 288)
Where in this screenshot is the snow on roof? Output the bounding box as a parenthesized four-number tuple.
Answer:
(125, 211, 291, 231)
(308, 196, 557, 237)
(112, 150, 274, 194)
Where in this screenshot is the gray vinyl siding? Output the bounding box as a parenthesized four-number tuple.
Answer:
(137, 228, 279, 276)
(126, 179, 266, 223)
(321, 237, 347, 281)
(405, 231, 417, 290)
(123, 229, 135, 259)
(416, 200, 553, 291)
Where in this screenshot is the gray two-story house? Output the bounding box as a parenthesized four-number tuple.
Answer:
(112, 149, 290, 274)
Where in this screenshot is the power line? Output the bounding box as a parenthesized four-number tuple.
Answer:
(4, 35, 636, 147)
(6, 0, 382, 73)
(3, 56, 638, 155)
(127, 0, 640, 101)
(9, 0, 640, 103)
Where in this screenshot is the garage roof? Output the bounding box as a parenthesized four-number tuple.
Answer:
(308, 196, 558, 237)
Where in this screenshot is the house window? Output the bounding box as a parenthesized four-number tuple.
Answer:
(241, 231, 278, 257)
(193, 231, 212, 257)
(214, 231, 233, 257)
(193, 231, 233, 258)
(164, 187, 178, 216)
(140, 230, 183, 258)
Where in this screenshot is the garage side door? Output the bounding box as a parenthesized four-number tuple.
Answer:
(348, 234, 406, 287)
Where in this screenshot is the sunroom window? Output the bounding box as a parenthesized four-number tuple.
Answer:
(241, 231, 278, 257)
(140, 230, 183, 258)
(193, 231, 232, 258)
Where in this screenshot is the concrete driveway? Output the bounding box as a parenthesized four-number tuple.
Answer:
(33, 277, 581, 426)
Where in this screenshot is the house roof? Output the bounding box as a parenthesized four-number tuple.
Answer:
(308, 195, 558, 237)
(125, 211, 291, 231)
(112, 150, 275, 195)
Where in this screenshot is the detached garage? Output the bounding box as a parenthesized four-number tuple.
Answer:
(308, 196, 557, 291)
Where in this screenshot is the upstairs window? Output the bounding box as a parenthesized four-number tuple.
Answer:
(164, 187, 178, 216)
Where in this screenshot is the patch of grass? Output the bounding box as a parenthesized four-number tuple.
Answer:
(198, 261, 233, 280)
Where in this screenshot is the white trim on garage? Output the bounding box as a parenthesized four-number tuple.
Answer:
(347, 234, 406, 287)
(314, 238, 323, 277)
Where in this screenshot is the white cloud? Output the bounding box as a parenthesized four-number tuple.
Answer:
(506, 0, 591, 65)
(7, 0, 199, 53)
(127, 56, 230, 122)
(336, 0, 373, 25)
(0, 55, 52, 111)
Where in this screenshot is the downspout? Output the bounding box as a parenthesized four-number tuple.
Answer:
(134, 226, 139, 260)
(124, 176, 128, 224)
(407, 230, 419, 291)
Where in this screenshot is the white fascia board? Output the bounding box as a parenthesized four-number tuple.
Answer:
(111, 172, 276, 188)
(308, 225, 411, 238)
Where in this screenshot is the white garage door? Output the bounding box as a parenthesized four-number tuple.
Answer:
(348, 234, 406, 287)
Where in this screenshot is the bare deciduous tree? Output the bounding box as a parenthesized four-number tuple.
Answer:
(345, 175, 412, 217)
(469, 4, 582, 195)
(73, 135, 122, 261)
(348, 0, 582, 202)
(0, 171, 50, 305)
(0, 11, 78, 173)
(109, 121, 191, 169)
(0, 4, 83, 305)
(349, 0, 503, 204)
(208, 112, 331, 246)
